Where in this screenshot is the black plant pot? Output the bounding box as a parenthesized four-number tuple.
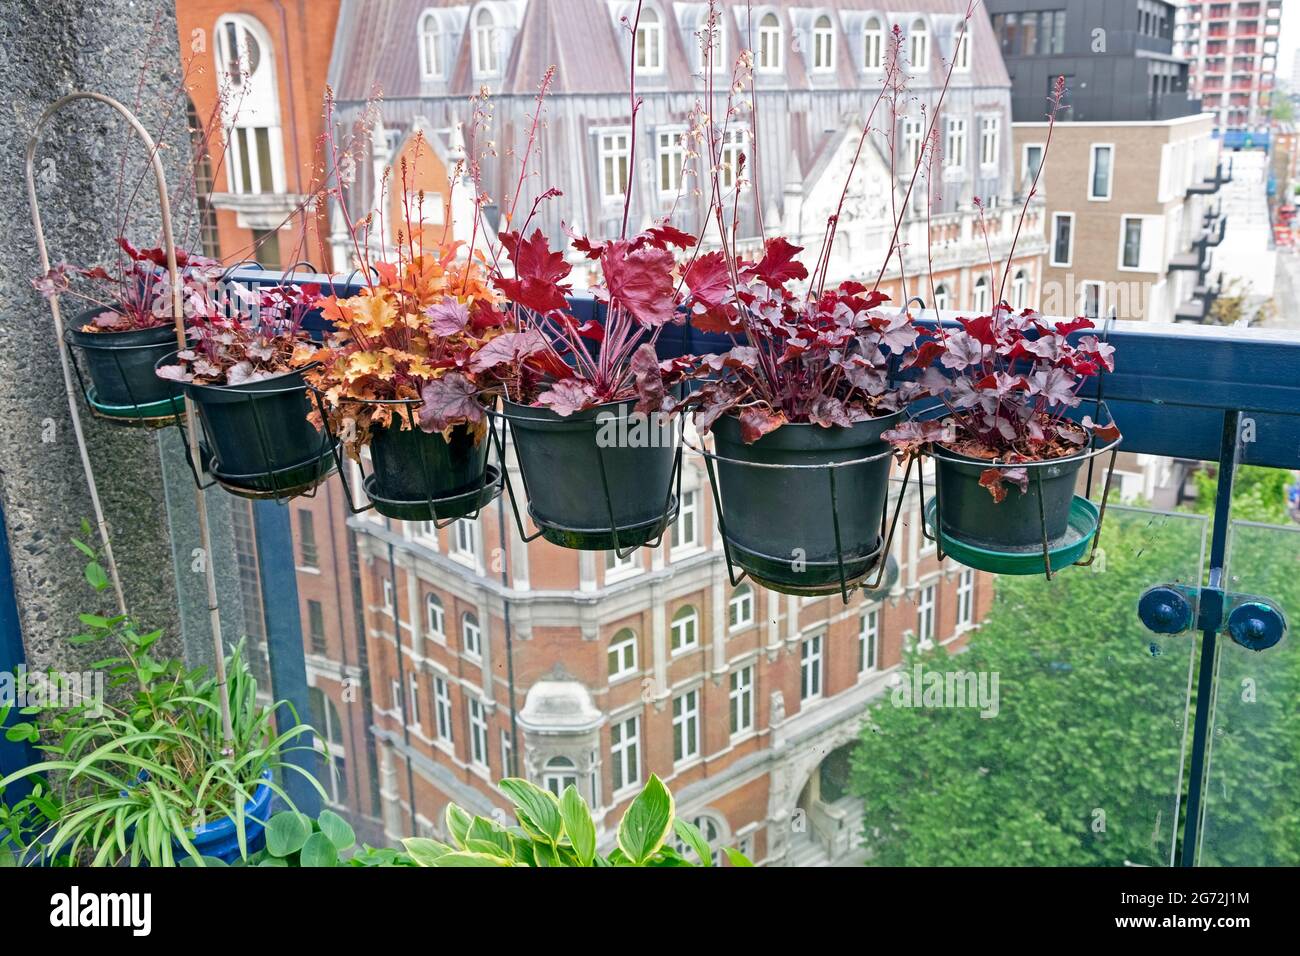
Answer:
(66, 311, 181, 410)
(932, 448, 1086, 551)
(177, 363, 335, 498)
(710, 410, 902, 595)
(504, 398, 678, 550)
(365, 415, 497, 521)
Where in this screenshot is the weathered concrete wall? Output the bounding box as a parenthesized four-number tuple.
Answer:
(0, 0, 245, 672)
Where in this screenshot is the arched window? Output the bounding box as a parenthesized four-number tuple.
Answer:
(909, 18, 929, 72)
(462, 611, 482, 659)
(703, 15, 727, 73)
(543, 756, 579, 796)
(863, 16, 883, 70)
(425, 593, 445, 637)
(472, 5, 500, 76)
(812, 14, 834, 71)
(972, 275, 990, 314)
(675, 811, 727, 864)
(728, 584, 754, 630)
(418, 10, 443, 80)
(309, 687, 348, 805)
(933, 283, 951, 312)
(757, 11, 782, 72)
(214, 14, 283, 195)
(608, 628, 638, 679)
(670, 605, 699, 653)
(635, 5, 664, 73)
(1012, 269, 1030, 311)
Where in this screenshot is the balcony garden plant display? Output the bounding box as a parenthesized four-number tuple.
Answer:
(883, 77, 1122, 577)
(402, 774, 750, 867)
(0, 540, 325, 866)
(468, 64, 687, 553)
(155, 281, 337, 498)
(33, 239, 220, 423)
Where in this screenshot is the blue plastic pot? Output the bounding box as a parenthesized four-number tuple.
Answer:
(179, 769, 275, 863)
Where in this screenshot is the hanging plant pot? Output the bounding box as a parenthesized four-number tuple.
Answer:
(927, 446, 1100, 575)
(164, 356, 335, 499)
(65, 309, 183, 421)
(503, 397, 679, 550)
(708, 410, 903, 596)
(363, 406, 502, 521)
(178, 770, 274, 864)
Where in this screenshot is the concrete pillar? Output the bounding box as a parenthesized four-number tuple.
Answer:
(0, 1, 247, 675)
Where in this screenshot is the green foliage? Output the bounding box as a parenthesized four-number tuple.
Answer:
(0, 536, 324, 866)
(1190, 464, 1292, 525)
(851, 505, 1300, 866)
(403, 775, 749, 867)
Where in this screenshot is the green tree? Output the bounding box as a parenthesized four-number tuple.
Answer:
(1190, 464, 1293, 525)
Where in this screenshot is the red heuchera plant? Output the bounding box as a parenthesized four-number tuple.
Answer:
(883, 75, 1121, 501)
(32, 239, 221, 332)
(666, 3, 985, 442)
(156, 282, 319, 385)
(464, 18, 692, 416)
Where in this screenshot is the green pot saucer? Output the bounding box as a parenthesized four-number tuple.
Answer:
(925, 495, 1100, 576)
(86, 387, 185, 428)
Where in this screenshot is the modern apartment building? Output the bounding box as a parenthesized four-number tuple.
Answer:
(327, 0, 1046, 315)
(1177, 0, 1282, 132)
(986, 0, 1228, 324)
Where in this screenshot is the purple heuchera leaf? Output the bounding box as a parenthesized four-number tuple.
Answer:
(425, 296, 470, 336)
(468, 329, 548, 373)
(535, 379, 598, 417)
(418, 371, 484, 433)
(1027, 366, 1080, 407)
(630, 343, 671, 414)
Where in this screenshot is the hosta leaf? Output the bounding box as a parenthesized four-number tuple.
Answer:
(402, 837, 455, 867)
(264, 811, 311, 858)
(617, 774, 674, 865)
(317, 809, 356, 852)
(498, 778, 563, 843)
(445, 803, 473, 849)
(559, 785, 596, 866)
(300, 831, 340, 868)
(672, 817, 712, 866)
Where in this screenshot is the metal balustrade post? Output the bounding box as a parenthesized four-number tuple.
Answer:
(1178, 409, 1240, 867)
(252, 499, 323, 817)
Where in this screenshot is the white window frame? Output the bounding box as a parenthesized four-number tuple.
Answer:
(467, 697, 489, 769)
(859, 607, 880, 675)
(425, 593, 445, 639)
(728, 584, 755, 631)
(215, 14, 285, 196)
(979, 114, 1000, 168)
(812, 14, 835, 72)
(863, 16, 884, 71)
(408, 677, 421, 730)
(1079, 280, 1105, 320)
(543, 756, 579, 796)
(956, 569, 975, 631)
(718, 127, 748, 191)
(500, 729, 513, 776)
(909, 18, 930, 72)
(672, 688, 700, 765)
(1021, 142, 1045, 191)
(598, 129, 632, 201)
(670, 605, 699, 654)
(418, 10, 444, 80)
(756, 11, 783, 72)
(634, 4, 665, 74)
(917, 583, 936, 645)
(434, 677, 453, 742)
(1011, 269, 1030, 310)
(450, 519, 479, 566)
(390, 679, 402, 716)
(1118, 215, 1144, 271)
(656, 128, 687, 195)
(1088, 144, 1115, 201)
(608, 628, 639, 681)
(472, 5, 501, 77)
(729, 665, 754, 736)
(971, 275, 991, 314)
(610, 715, 641, 795)
(800, 633, 824, 702)
(933, 283, 950, 311)
(670, 488, 701, 554)
(1050, 212, 1075, 268)
(903, 117, 926, 173)
(953, 28, 970, 72)
(604, 547, 641, 582)
(944, 117, 967, 172)
(702, 16, 727, 73)
(382, 576, 395, 614)
(462, 612, 482, 661)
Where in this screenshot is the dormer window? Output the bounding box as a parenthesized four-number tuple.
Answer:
(812, 14, 834, 71)
(757, 11, 782, 72)
(910, 18, 929, 72)
(473, 6, 500, 76)
(863, 16, 884, 71)
(702, 15, 727, 73)
(953, 28, 970, 72)
(635, 6, 664, 73)
(418, 11, 443, 80)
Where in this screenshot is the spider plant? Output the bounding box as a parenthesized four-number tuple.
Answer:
(0, 537, 324, 866)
